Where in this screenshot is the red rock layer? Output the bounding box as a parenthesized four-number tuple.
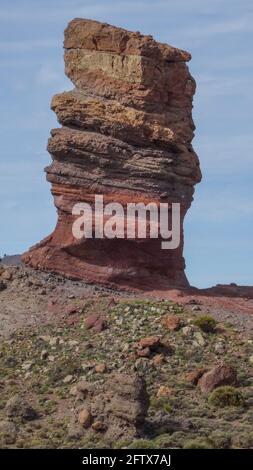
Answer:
(22, 19, 201, 290)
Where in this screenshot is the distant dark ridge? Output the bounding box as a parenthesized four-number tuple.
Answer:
(0, 254, 22, 266)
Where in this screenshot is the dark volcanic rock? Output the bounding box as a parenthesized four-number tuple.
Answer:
(198, 364, 238, 394)
(5, 395, 38, 421)
(73, 372, 149, 443)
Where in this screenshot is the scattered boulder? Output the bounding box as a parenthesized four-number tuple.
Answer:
(84, 314, 107, 332)
(0, 281, 7, 292)
(83, 341, 93, 351)
(68, 340, 79, 347)
(185, 368, 207, 386)
(214, 342, 227, 354)
(0, 420, 17, 445)
(182, 326, 193, 336)
(21, 361, 33, 371)
(84, 314, 99, 329)
(138, 336, 160, 349)
(67, 421, 84, 440)
(193, 331, 206, 347)
(95, 363, 107, 374)
(152, 354, 165, 366)
(159, 339, 174, 355)
(191, 305, 201, 312)
(161, 315, 181, 331)
(187, 299, 202, 306)
(5, 395, 38, 421)
(198, 364, 237, 394)
(75, 380, 97, 400)
(39, 335, 59, 346)
(1, 270, 13, 281)
(69, 385, 78, 396)
(157, 386, 172, 398)
(65, 306, 79, 316)
(40, 350, 48, 360)
(92, 420, 106, 432)
(49, 337, 59, 347)
(65, 315, 80, 326)
(78, 408, 92, 428)
(4, 356, 17, 368)
(81, 360, 96, 372)
(63, 375, 74, 384)
(137, 347, 151, 358)
(147, 411, 193, 435)
(135, 336, 173, 359)
(73, 372, 149, 443)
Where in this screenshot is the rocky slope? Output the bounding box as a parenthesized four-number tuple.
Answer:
(22, 19, 201, 289)
(0, 264, 252, 449)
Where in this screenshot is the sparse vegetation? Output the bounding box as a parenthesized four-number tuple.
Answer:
(208, 386, 245, 408)
(183, 438, 213, 449)
(193, 315, 217, 333)
(128, 439, 157, 449)
(0, 265, 252, 449)
(150, 397, 172, 414)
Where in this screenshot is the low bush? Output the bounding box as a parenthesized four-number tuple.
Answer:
(208, 386, 244, 408)
(183, 438, 213, 449)
(193, 316, 217, 333)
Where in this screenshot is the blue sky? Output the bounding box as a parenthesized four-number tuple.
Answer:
(0, 0, 252, 287)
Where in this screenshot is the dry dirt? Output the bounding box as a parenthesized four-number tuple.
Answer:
(1, 260, 253, 339)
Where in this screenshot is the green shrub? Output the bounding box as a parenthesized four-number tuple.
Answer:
(154, 432, 186, 448)
(150, 397, 172, 413)
(47, 357, 81, 385)
(128, 439, 156, 449)
(208, 386, 244, 408)
(210, 430, 231, 449)
(113, 439, 131, 449)
(231, 431, 253, 448)
(183, 438, 213, 449)
(153, 434, 174, 448)
(193, 316, 217, 333)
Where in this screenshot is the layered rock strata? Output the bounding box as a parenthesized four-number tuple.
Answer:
(22, 19, 201, 289)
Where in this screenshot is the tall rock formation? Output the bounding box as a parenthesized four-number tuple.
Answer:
(22, 19, 201, 290)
